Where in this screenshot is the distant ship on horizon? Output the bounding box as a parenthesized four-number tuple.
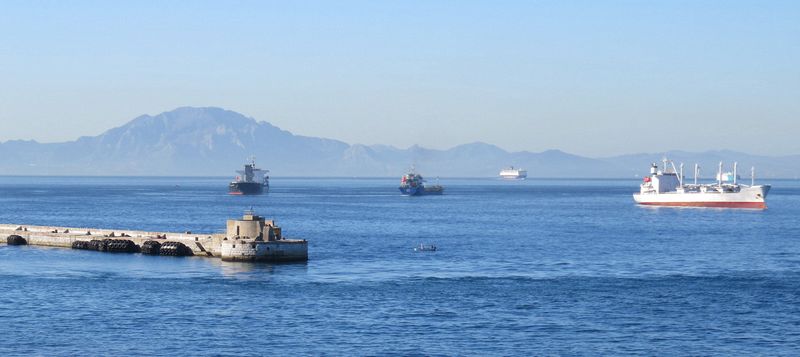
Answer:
(399, 169, 444, 196)
(499, 166, 527, 180)
(229, 158, 269, 195)
(633, 159, 770, 208)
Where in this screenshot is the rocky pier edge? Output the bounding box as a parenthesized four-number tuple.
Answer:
(0, 212, 308, 263)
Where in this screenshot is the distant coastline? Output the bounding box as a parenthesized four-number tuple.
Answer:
(1, 107, 798, 178)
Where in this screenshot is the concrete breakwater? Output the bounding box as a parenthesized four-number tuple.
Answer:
(0, 211, 308, 263)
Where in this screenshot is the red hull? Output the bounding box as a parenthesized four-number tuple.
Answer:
(228, 191, 244, 195)
(638, 201, 765, 209)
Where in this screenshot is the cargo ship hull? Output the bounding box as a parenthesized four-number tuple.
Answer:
(399, 186, 444, 196)
(229, 182, 266, 195)
(633, 185, 770, 209)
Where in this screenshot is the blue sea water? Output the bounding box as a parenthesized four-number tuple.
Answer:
(1, 176, 800, 356)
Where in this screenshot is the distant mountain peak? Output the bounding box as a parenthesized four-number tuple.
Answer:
(453, 141, 504, 149)
(153, 106, 256, 125)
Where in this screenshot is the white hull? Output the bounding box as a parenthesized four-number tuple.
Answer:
(633, 185, 770, 208)
(499, 168, 527, 179)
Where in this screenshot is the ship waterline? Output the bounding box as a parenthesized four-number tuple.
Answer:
(637, 201, 766, 208)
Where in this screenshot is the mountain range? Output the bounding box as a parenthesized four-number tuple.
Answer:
(1, 107, 798, 178)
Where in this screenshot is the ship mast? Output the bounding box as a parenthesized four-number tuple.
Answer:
(667, 160, 682, 187)
(694, 164, 699, 185)
(733, 162, 738, 185)
(718, 162, 723, 187)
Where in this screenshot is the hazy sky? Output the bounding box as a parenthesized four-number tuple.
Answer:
(0, 1, 798, 156)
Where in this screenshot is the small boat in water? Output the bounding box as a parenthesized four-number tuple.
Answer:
(229, 158, 269, 195)
(399, 170, 443, 196)
(633, 158, 771, 209)
(414, 244, 437, 252)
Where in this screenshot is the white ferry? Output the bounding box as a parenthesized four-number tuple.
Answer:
(633, 159, 770, 209)
(499, 166, 527, 180)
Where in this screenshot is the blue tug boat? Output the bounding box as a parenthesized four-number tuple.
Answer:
(399, 171, 444, 196)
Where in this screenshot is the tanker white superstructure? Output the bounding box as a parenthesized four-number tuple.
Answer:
(499, 166, 527, 180)
(633, 159, 770, 209)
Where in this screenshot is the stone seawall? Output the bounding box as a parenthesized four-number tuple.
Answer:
(1, 222, 308, 263)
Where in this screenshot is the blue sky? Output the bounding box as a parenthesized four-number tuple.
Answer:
(0, 1, 798, 156)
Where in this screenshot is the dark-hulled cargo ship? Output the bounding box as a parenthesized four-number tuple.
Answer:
(399, 171, 443, 196)
(229, 159, 269, 195)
